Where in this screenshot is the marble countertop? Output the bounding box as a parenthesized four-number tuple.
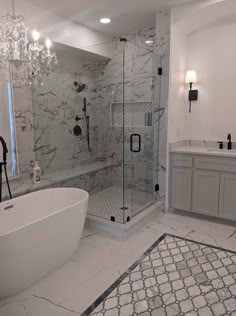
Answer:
(170, 146, 236, 158)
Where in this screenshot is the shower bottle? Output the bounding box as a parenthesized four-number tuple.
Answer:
(33, 161, 41, 184)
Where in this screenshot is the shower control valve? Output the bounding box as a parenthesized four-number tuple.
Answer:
(75, 115, 83, 122)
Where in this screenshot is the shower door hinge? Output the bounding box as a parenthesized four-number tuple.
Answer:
(155, 184, 160, 192)
(158, 67, 163, 76)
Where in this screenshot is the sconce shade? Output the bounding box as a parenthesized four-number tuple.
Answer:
(185, 70, 198, 84)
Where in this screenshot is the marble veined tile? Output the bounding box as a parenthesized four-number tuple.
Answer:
(1, 211, 236, 316)
(84, 234, 236, 316)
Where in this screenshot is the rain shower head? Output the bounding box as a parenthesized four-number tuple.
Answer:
(74, 81, 86, 93)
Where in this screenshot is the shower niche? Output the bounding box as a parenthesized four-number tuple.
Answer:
(111, 101, 153, 127)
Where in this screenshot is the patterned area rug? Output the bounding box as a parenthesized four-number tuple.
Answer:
(81, 234, 236, 316)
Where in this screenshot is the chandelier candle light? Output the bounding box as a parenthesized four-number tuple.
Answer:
(0, 0, 57, 87)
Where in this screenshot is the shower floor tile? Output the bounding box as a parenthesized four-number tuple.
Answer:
(88, 187, 153, 222)
(82, 234, 236, 316)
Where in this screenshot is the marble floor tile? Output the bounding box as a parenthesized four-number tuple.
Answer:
(145, 213, 236, 252)
(85, 234, 236, 316)
(63, 266, 121, 314)
(0, 295, 71, 316)
(1, 211, 236, 316)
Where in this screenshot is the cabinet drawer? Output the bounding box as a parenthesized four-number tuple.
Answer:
(195, 156, 236, 173)
(173, 154, 192, 168)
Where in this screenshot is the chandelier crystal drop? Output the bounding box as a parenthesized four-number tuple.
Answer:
(0, 0, 57, 87)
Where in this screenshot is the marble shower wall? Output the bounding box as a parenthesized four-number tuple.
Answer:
(11, 10, 170, 204)
(14, 86, 35, 178)
(32, 46, 107, 174)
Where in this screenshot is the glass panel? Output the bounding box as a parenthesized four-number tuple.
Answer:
(122, 37, 162, 219)
(122, 39, 127, 224)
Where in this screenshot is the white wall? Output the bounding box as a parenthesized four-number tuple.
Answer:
(1, 0, 113, 59)
(185, 21, 236, 141)
(166, 0, 236, 207)
(168, 0, 236, 143)
(171, 0, 223, 25)
(166, 19, 188, 207)
(168, 23, 188, 143)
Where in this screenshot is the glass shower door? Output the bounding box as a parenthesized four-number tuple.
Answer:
(122, 41, 161, 221)
(128, 102, 155, 217)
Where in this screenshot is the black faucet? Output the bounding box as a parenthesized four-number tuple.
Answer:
(227, 133, 232, 150)
(0, 136, 8, 165)
(0, 136, 12, 202)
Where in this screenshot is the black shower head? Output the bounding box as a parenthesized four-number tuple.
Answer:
(74, 81, 86, 93)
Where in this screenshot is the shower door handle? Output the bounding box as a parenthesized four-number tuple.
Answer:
(130, 134, 141, 153)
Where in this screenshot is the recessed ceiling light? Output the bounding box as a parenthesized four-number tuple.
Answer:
(145, 40, 154, 45)
(100, 17, 111, 24)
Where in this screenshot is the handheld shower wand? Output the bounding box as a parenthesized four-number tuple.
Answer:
(83, 98, 91, 153)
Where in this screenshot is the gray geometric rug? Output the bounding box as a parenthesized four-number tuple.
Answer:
(81, 234, 236, 316)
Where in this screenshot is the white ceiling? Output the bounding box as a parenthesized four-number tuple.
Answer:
(26, 0, 201, 36)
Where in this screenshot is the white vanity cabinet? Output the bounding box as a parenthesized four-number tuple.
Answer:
(219, 173, 236, 220)
(170, 153, 236, 221)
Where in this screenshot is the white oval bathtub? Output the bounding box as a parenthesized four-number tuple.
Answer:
(0, 188, 89, 298)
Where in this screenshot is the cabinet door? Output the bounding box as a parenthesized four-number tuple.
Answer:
(192, 170, 220, 217)
(219, 173, 236, 220)
(171, 168, 192, 211)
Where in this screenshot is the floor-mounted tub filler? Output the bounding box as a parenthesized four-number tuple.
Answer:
(0, 188, 89, 298)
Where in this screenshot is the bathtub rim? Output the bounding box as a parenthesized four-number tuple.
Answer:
(0, 187, 89, 238)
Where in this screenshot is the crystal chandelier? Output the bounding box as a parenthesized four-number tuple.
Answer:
(0, 0, 57, 87)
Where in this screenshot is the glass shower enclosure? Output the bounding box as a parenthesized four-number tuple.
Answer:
(32, 35, 163, 224)
(87, 38, 162, 223)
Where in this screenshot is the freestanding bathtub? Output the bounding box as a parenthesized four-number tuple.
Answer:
(0, 187, 89, 298)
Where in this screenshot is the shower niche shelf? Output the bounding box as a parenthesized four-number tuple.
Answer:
(111, 101, 153, 127)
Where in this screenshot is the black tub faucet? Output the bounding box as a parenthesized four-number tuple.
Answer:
(0, 136, 8, 164)
(227, 133, 232, 150)
(0, 136, 12, 202)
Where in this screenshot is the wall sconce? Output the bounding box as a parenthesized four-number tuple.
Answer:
(185, 70, 198, 113)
